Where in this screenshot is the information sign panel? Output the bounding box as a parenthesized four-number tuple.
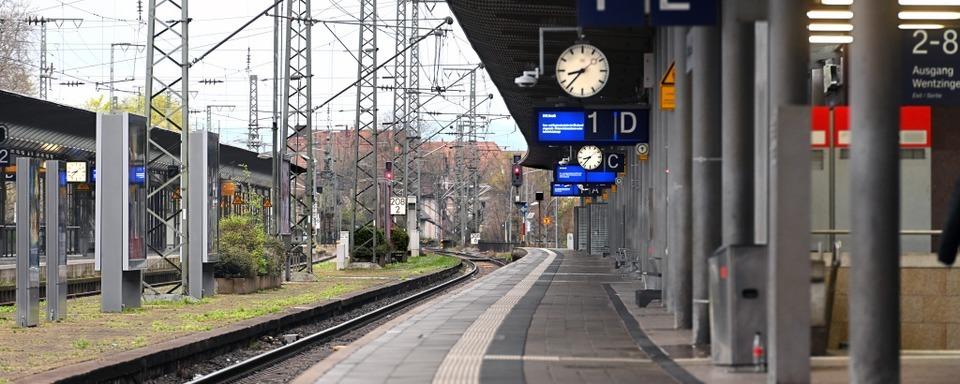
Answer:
(536, 108, 649, 145)
(577, 0, 644, 28)
(904, 28, 960, 105)
(390, 196, 407, 215)
(649, 0, 718, 26)
(554, 165, 618, 184)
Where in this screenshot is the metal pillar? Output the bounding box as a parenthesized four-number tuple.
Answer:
(669, 26, 693, 330)
(39, 23, 48, 99)
(248, 48, 261, 152)
(270, 0, 283, 236)
(690, 25, 721, 346)
(767, 0, 812, 382)
(722, 1, 754, 245)
(391, 0, 408, 202)
(408, 0, 423, 236)
(145, 0, 192, 296)
(849, 2, 901, 382)
(45, 160, 67, 321)
(281, 0, 315, 273)
(15, 158, 40, 327)
(352, 0, 379, 261)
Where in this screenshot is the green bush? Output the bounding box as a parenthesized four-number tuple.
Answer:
(216, 215, 283, 278)
(391, 227, 409, 253)
(351, 226, 409, 262)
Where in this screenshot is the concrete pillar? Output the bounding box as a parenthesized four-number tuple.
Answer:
(849, 2, 901, 382)
(691, 25, 721, 345)
(767, 0, 811, 382)
(722, 1, 754, 245)
(669, 26, 693, 330)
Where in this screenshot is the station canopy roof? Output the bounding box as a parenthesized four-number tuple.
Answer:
(447, 0, 653, 169)
(0, 89, 283, 179)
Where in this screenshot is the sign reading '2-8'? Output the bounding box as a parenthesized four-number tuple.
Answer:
(536, 108, 649, 145)
(905, 28, 960, 105)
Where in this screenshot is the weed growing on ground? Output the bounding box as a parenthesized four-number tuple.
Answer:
(72, 339, 90, 350)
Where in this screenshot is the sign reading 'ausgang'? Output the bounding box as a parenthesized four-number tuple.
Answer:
(904, 28, 960, 105)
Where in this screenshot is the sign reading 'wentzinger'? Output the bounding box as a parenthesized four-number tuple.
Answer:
(905, 28, 960, 105)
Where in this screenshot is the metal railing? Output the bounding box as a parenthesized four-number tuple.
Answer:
(0, 224, 87, 259)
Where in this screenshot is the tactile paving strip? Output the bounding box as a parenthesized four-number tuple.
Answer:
(432, 250, 557, 384)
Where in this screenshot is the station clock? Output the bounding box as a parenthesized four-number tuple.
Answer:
(577, 145, 603, 170)
(556, 43, 609, 98)
(66, 161, 87, 183)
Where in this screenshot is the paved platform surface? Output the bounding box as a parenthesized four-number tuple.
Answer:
(294, 249, 696, 384)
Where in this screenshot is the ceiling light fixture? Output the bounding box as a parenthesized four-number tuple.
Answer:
(807, 10, 855, 19)
(809, 35, 854, 44)
(899, 23, 947, 29)
(898, 11, 960, 20)
(808, 23, 854, 32)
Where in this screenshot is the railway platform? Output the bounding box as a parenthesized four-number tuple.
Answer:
(294, 248, 683, 384)
(293, 248, 960, 384)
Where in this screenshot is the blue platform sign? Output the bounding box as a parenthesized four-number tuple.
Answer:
(537, 108, 649, 145)
(554, 165, 617, 184)
(577, 0, 645, 28)
(551, 183, 580, 197)
(650, 0, 718, 26)
(903, 28, 960, 105)
(555, 165, 587, 183)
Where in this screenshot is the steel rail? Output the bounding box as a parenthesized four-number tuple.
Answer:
(185, 255, 479, 384)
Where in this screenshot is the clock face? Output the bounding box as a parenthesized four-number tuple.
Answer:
(577, 145, 603, 170)
(66, 162, 87, 183)
(556, 43, 609, 98)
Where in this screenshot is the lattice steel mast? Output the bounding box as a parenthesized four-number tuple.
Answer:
(247, 48, 262, 152)
(281, 0, 315, 273)
(391, 0, 408, 202)
(351, 0, 379, 259)
(23, 17, 83, 99)
(145, 0, 191, 295)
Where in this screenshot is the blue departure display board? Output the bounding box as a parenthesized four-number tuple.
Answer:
(536, 108, 649, 145)
(130, 165, 146, 184)
(551, 183, 579, 197)
(554, 165, 617, 184)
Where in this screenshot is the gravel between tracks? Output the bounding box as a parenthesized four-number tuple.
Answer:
(147, 259, 500, 384)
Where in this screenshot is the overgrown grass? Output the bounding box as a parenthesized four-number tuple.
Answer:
(493, 252, 513, 262)
(313, 253, 459, 279)
(382, 254, 460, 278)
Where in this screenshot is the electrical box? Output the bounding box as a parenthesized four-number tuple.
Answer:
(709, 245, 768, 366)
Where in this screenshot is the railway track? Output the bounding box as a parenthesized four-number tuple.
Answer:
(0, 270, 181, 306)
(179, 252, 491, 384)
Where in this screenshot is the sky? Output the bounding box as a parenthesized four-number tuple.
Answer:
(19, 0, 527, 151)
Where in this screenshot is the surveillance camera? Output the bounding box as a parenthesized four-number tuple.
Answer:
(514, 70, 539, 88)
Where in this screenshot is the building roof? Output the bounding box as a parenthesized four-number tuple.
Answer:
(447, 0, 653, 169)
(0, 89, 283, 184)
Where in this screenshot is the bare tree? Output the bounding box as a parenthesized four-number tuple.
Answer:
(0, 0, 33, 95)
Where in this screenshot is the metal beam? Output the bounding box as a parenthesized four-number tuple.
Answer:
(281, 0, 315, 274)
(352, 0, 380, 260)
(145, 0, 192, 296)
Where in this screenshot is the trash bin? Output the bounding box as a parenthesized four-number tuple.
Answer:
(709, 245, 767, 366)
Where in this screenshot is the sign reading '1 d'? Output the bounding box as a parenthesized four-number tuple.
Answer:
(536, 108, 649, 145)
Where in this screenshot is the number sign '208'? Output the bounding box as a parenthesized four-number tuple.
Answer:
(905, 29, 960, 105)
